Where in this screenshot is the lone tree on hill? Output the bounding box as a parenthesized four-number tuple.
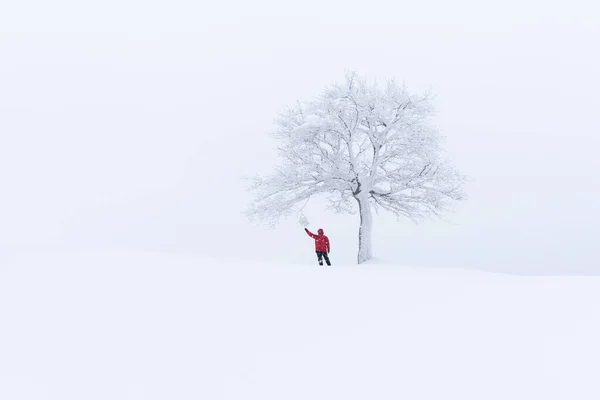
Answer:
(246, 72, 467, 264)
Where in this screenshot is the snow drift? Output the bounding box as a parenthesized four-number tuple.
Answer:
(1, 251, 599, 399)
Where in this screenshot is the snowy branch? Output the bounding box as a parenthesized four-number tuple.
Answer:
(245, 71, 468, 240)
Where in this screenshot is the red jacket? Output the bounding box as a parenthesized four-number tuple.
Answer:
(305, 228, 330, 253)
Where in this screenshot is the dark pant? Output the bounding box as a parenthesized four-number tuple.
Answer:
(316, 251, 331, 266)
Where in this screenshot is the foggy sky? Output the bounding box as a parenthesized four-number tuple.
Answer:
(1, 0, 599, 274)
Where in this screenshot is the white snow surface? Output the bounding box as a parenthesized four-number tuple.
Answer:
(1, 251, 600, 399)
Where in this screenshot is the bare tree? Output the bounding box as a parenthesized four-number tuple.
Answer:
(246, 72, 467, 264)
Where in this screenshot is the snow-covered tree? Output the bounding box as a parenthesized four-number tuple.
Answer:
(246, 72, 467, 264)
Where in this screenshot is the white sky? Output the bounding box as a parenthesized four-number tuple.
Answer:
(1, 0, 599, 274)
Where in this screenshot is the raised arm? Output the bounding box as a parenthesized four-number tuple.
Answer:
(305, 228, 316, 238)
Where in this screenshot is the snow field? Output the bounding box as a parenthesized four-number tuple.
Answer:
(1, 251, 599, 399)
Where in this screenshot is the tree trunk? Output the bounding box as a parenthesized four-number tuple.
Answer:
(356, 194, 373, 264)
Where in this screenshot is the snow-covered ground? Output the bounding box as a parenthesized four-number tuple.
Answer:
(1, 251, 599, 399)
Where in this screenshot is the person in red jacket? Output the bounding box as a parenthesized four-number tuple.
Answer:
(304, 227, 331, 266)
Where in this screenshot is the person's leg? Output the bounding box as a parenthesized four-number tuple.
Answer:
(323, 252, 331, 266)
(316, 251, 323, 266)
